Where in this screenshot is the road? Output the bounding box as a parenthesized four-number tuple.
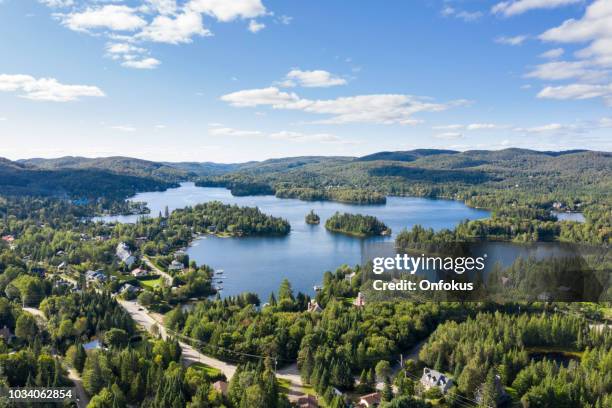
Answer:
(68, 368, 90, 408)
(142, 256, 173, 285)
(117, 299, 305, 394)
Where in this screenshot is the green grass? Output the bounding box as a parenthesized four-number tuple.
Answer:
(189, 362, 223, 379)
(140, 277, 162, 289)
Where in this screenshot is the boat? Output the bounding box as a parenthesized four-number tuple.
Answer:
(215, 269, 224, 274)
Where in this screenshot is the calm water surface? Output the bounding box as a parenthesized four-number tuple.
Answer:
(99, 183, 493, 297)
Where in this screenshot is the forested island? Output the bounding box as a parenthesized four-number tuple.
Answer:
(325, 212, 391, 237)
(305, 210, 320, 225)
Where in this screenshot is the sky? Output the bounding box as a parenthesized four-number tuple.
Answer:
(0, 0, 611, 163)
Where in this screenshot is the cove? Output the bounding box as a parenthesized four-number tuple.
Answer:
(98, 183, 490, 298)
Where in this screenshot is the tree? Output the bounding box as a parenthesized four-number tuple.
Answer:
(376, 360, 392, 382)
(82, 352, 105, 395)
(15, 313, 38, 340)
(104, 328, 128, 349)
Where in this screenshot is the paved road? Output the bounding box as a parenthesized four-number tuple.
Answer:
(143, 256, 173, 285)
(117, 299, 306, 395)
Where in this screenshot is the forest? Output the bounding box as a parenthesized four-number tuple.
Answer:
(325, 212, 391, 237)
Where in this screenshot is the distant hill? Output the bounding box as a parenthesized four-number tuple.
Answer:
(357, 149, 458, 162)
(20, 156, 192, 182)
(1, 158, 174, 199)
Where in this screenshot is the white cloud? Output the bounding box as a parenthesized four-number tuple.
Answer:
(59, 5, 147, 32)
(540, 48, 565, 59)
(441, 6, 483, 22)
(138, 11, 210, 44)
(282, 69, 347, 88)
(492, 0, 581, 17)
(221, 87, 467, 125)
(466, 123, 497, 130)
(187, 0, 267, 22)
(111, 125, 137, 132)
(39, 0, 74, 7)
(277, 15, 292, 25)
(434, 132, 463, 139)
(433, 123, 498, 131)
(495, 35, 528, 46)
(248, 20, 265, 33)
(122, 57, 161, 69)
(0, 74, 105, 102)
(519, 123, 566, 133)
(144, 0, 177, 15)
(221, 87, 299, 107)
(208, 125, 262, 137)
(537, 83, 612, 103)
(525, 61, 605, 81)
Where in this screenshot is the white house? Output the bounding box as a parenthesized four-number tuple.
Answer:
(420, 368, 453, 394)
(116, 242, 136, 267)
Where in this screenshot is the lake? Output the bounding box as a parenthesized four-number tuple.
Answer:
(98, 183, 490, 298)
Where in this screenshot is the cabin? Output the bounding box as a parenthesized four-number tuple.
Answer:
(119, 283, 140, 295)
(85, 270, 107, 283)
(289, 394, 318, 408)
(420, 368, 453, 394)
(116, 242, 136, 267)
(357, 392, 381, 407)
(131, 268, 149, 277)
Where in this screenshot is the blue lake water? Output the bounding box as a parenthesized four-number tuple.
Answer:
(99, 183, 491, 298)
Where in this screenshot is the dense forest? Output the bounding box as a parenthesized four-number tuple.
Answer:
(305, 210, 320, 225)
(325, 212, 390, 237)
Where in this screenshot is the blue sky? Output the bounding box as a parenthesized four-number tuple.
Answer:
(0, 0, 611, 162)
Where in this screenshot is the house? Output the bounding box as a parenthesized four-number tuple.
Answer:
(131, 268, 149, 277)
(307, 299, 323, 313)
(212, 381, 228, 396)
(57, 261, 67, 270)
(168, 260, 184, 272)
(85, 270, 107, 283)
(420, 368, 453, 394)
(116, 242, 136, 267)
(353, 292, 366, 307)
(119, 283, 140, 295)
(83, 339, 102, 351)
(474, 374, 509, 405)
(345, 271, 357, 282)
(1, 235, 15, 243)
(357, 392, 381, 407)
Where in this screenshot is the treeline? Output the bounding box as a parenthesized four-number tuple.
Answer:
(325, 212, 390, 237)
(419, 311, 612, 406)
(276, 187, 386, 204)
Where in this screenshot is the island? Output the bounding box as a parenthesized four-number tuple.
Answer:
(305, 209, 320, 225)
(324, 211, 391, 237)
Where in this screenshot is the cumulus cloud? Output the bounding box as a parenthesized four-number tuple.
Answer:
(492, 0, 581, 17)
(187, 0, 267, 22)
(495, 35, 528, 46)
(248, 20, 265, 33)
(58, 5, 147, 32)
(122, 57, 161, 69)
(281, 69, 347, 88)
(533, 0, 612, 104)
(0, 74, 105, 102)
(525, 61, 605, 82)
(221, 87, 468, 125)
(41, 0, 272, 69)
(138, 10, 210, 43)
(540, 48, 565, 59)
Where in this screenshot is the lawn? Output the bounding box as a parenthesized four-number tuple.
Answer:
(189, 362, 224, 380)
(139, 276, 162, 289)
